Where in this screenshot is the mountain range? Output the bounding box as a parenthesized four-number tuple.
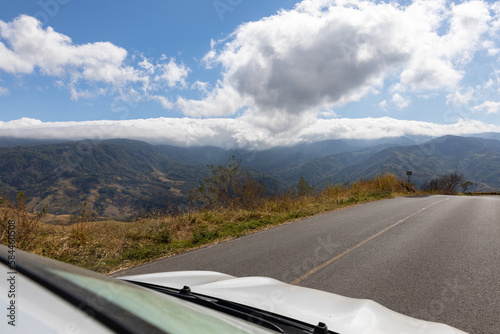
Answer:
(0, 133, 499, 220)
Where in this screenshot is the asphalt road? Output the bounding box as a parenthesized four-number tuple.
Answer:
(113, 195, 500, 333)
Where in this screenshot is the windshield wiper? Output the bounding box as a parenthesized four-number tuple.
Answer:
(124, 280, 339, 334)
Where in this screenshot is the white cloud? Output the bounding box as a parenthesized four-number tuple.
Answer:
(178, 0, 496, 132)
(69, 86, 94, 101)
(445, 0, 491, 63)
(156, 57, 190, 88)
(1, 3, 499, 147)
(482, 40, 500, 56)
(446, 87, 475, 106)
(299, 117, 498, 143)
(319, 107, 338, 119)
(446, 74, 500, 115)
(0, 15, 136, 83)
(198, 0, 410, 125)
(0, 40, 33, 73)
(392, 93, 411, 109)
(399, 58, 463, 91)
(0, 86, 8, 96)
(473, 100, 500, 114)
(139, 56, 191, 91)
(1, 117, 498, 150)
(150, 95, 174, 109)
(176, 82, 245, 117)
(0, 15, 190, 102)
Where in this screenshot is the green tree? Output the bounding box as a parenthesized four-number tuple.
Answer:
(460, 181, 476, 193)
(296, 177, 314, 197)
(196, 156, 265, 210)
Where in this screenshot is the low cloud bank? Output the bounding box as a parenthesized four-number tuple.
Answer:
(1, 117, 498, 150)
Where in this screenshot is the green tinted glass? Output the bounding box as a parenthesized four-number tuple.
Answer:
(50, 269, 272, 334)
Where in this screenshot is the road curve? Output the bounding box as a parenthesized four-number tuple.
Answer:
(113, 195, 500, 333)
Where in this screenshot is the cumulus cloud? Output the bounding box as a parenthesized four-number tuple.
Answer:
(199, 0, 411, 124)
(446, 73, 500, 117)
(139, 56, 190, 90)
(176, 82, 245, 117)
(1, 3, 499, 148)
(447, 87, 476, 106)
(0, 15, 190, 101)
(392, 93, 411, 109)
(473, 100, 500, 114)
(444, 0, 491, 64)
(0, 15, 136, 82)
(1, 117, 498, 150)
(157, 58, 190, 88)
(182, 0, 496, 131)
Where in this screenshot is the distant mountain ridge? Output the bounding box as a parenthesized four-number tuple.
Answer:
(0, 139, 206, 217)
(0, 134, 498, 219)
(319, 135, 500, 190)
(157, 135, 432, 170)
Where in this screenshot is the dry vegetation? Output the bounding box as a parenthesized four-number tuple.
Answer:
(1, 171, 412, 275)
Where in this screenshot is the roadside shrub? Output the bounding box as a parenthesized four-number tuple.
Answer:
(323, 174, 408, 202)
(121, 244, 165, 261)
(296, 177, 315, 197)
(422, 172, 466, 194)
(69, 201, 97, 244)
(0, 172, 410, 274)
(0, 192, 45, 251)
(155, 229, 171, 244)
(191, 228, 219, 244)
(196, 156, 265, 211)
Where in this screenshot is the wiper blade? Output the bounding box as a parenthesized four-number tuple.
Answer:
(126, 280, 284, 332)
(124, 280, 339, 334)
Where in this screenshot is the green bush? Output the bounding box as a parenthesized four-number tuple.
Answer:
(121, 244, 164, 261)
(191, 228, 219, 245)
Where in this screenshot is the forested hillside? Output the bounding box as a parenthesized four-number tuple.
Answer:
(0, 134, 499, 220)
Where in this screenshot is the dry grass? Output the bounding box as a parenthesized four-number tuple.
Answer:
(0, 174, 413, 274)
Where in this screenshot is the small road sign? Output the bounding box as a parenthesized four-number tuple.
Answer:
(406, 171, 412, 183)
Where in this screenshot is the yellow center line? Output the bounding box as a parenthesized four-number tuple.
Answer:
(290, 197, 450, 285)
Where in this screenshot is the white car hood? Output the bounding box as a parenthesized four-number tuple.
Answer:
(119, 271, 466, 334)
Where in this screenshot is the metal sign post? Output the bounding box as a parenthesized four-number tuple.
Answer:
(406, 170, 412, 184)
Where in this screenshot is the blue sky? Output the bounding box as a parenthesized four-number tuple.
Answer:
(0, 1, 300, 121)
(1, 0, 500, 149)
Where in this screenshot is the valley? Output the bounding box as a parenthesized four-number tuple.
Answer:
(1, 133, 499, 221)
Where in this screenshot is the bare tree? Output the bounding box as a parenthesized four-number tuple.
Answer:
(422, 172, 466, 195)
(440, 172, 465, 194)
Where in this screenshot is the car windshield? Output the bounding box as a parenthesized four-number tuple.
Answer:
(49, 268, 274, 334)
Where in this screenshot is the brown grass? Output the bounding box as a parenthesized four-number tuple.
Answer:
(0, 174, 413, 274)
